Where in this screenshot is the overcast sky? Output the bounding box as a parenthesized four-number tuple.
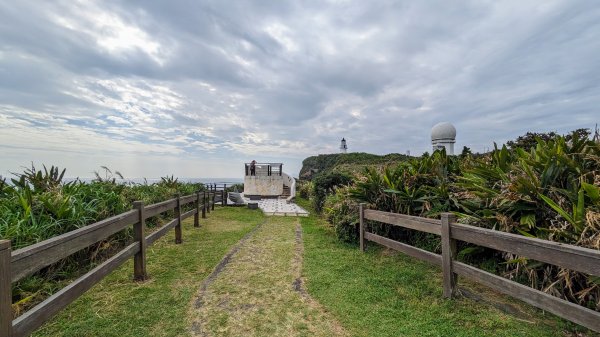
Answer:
(1, 1, 599, 179)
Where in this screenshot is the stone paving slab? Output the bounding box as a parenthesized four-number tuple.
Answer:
(255, 199, 309, 216)
(231, 195, 308, 216)
(225, 193, 309, 216)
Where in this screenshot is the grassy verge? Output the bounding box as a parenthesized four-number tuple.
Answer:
(32, 207, 263, 337)
(297, 198, 592, 337)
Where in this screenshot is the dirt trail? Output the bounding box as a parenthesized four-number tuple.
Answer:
(188, 217, 347, 337)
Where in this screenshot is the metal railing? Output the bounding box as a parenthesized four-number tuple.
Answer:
(244, 163, 283, 177)
(282, 172, 296, 203)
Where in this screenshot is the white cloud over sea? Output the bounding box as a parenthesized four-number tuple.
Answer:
(1, 1, 599, 178)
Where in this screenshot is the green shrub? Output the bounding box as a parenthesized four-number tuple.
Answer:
(323, 186, 359, 243)
(0, 165, 208, 314)
(328, 130, 600, 310)
(311, 171, 352, 213)
(226, 183, 244, 193)
(297, 181, 313, 199)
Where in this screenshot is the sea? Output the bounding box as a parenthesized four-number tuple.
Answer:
(63, 177, 244, 185)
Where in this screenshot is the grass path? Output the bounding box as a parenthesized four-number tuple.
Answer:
(187, 216, 346, 337)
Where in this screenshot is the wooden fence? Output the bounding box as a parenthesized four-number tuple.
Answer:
(205, 182, 240, 207)
(0, 187, 226, 337)
(358, 204, 600, 333)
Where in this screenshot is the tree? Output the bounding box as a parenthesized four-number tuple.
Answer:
(460, 146, 472, 157)
(506, 131, 558, 151)
(564, 128, 590, 142)
(506, 129, 591, 151)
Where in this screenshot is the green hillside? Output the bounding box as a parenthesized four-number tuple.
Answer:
(299, 152, 409, 180)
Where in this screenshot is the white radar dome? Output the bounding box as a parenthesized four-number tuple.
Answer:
(431, 122, 456, 141)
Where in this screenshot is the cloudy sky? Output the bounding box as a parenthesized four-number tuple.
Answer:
(1, 1, 598, 179)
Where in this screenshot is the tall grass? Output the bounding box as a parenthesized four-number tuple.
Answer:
(319, 131, 600, 310)
(0, 165, 206, 315)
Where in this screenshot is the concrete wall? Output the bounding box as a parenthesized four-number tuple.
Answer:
(244, 175, 283, 196)
(432, 141, 454, 155)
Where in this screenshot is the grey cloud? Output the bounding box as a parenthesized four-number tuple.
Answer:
(1, 0, 599, 177)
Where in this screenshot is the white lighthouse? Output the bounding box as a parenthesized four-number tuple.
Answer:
(340, 138, 348, 153)
(431, 122, 456, 155)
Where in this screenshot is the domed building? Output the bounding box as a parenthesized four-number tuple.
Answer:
(431, 122, 456, 155)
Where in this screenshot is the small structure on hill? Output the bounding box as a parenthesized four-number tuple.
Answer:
(241, 162, 308, 216)
(340, 138, 348, 153)
(244, 162, 295, 200)
(431, 122, 456, 155)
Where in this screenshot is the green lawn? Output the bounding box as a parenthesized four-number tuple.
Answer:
(297, 198, 591, 337)
(33, 207, 263, 337)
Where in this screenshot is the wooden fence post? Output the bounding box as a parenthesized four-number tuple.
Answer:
(211, 186, 215, 211)
(1, 240, 12, 337)
(441, 212, 458, 298)
(194, 191, 200, 227)
(207, 186, 211, 213)
(222, 184, 227, 206)
(132, 201, 148, 281)
(206, 189, 211, 214)
(359, 203, 366, 252)
(175, 194, 182, 244)
(202, 190, 207, 218)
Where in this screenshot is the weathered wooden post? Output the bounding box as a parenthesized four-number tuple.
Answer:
(202, 190, 207, 218)
(441, 212, 458, 298)
(211, 185, 215, 211)
(194, 191, 200, 227)
(175, 194, 182, 244)
(208, 185, 212, 210)
(0, 240, 12, 337)
(359, 203, 366, 252)
(132, 201, 148, 280)
(222, 183, 226, 207)
(206, 188, 211, 214)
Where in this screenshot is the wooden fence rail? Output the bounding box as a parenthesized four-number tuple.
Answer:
(358, 204, 600, 333)
(1, 187, 226, 337)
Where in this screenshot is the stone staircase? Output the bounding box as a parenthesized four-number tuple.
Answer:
(281, 184, 291, 198)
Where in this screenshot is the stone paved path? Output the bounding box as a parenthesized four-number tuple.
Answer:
(226, 196, 309, 216)
(187, 217, 345, 337)
(254, 199, 309, 216)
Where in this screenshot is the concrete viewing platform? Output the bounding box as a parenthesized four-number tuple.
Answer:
(253, 199, 309, 217)
(227, 193, 309, 216)
(235, 162, 307, 216)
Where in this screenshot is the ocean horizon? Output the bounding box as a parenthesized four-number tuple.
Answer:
(63, 177, 244, 185)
